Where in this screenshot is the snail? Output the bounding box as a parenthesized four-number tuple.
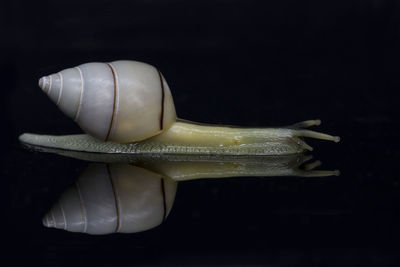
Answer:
(20, 60, 339, 156)
(43, 156, 338, 235)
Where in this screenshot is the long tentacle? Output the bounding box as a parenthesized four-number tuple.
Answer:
(296, 159, 340, 177)
(294, 129, 340, 142)
(289, 120, 340, 143)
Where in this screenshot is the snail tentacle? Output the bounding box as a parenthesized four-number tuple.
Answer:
(291, 129, 340, 143)
(295, 138, 313, 151)
(303, 160, 322, 170)
(295, 168, 340, 177)
(294, 159, 340, 177)
(291, 119, 321, 128)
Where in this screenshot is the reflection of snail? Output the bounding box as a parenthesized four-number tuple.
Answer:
(43, 155, 338, 235)
(43, 164, 177, 235)
(20, 60, 339, 155)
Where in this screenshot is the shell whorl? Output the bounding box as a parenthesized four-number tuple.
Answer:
(39, 60, 177, 143)
(42, 164, 177, 235)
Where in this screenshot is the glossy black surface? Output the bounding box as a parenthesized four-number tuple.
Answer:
(2, 0, 400, 265)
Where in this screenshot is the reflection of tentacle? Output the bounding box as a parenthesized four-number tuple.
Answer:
(296, 159, 340, 177)
(303, 160, 322, 171)
(299, 154, 314, 165)
(296, 169, 340, 177)
(291, 119, 321, 128)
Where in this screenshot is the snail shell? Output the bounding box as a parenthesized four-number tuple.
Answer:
(39, 60, 176, 142)
(42, 164, 177, 234)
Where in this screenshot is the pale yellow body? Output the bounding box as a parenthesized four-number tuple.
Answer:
(20, 119, 339, 156)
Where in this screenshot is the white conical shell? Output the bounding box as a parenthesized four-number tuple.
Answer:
(43, 164, 177, 235)
(39, 60, 177, 142)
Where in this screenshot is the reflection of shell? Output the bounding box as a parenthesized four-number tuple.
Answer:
(43, 164, 177, 235)
(39, 61, 176, 142)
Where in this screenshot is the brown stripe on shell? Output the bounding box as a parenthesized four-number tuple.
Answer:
(106, 164, 121, 233)
(157, 70, 165, 131)
(58, 200, 67, 230)
(105, 63, 117, 141)
(161, 178, 167, 222)
(75, 180, 88, 233)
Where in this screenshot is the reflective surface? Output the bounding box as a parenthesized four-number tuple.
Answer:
(39, 153, 338, 235)
(7, 135, 400, 265)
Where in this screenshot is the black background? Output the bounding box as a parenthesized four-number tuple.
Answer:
(2, 0, 400, 266)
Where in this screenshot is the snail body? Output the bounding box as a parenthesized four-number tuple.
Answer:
(21, 120, 334, 155)
(26, 60, 339, 156)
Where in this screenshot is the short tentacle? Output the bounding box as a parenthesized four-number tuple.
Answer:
(299, 154, 314, 165)
(296, 138, 314, 151)
(303, 160, 322, 171)
(291, 119, 321, 128)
